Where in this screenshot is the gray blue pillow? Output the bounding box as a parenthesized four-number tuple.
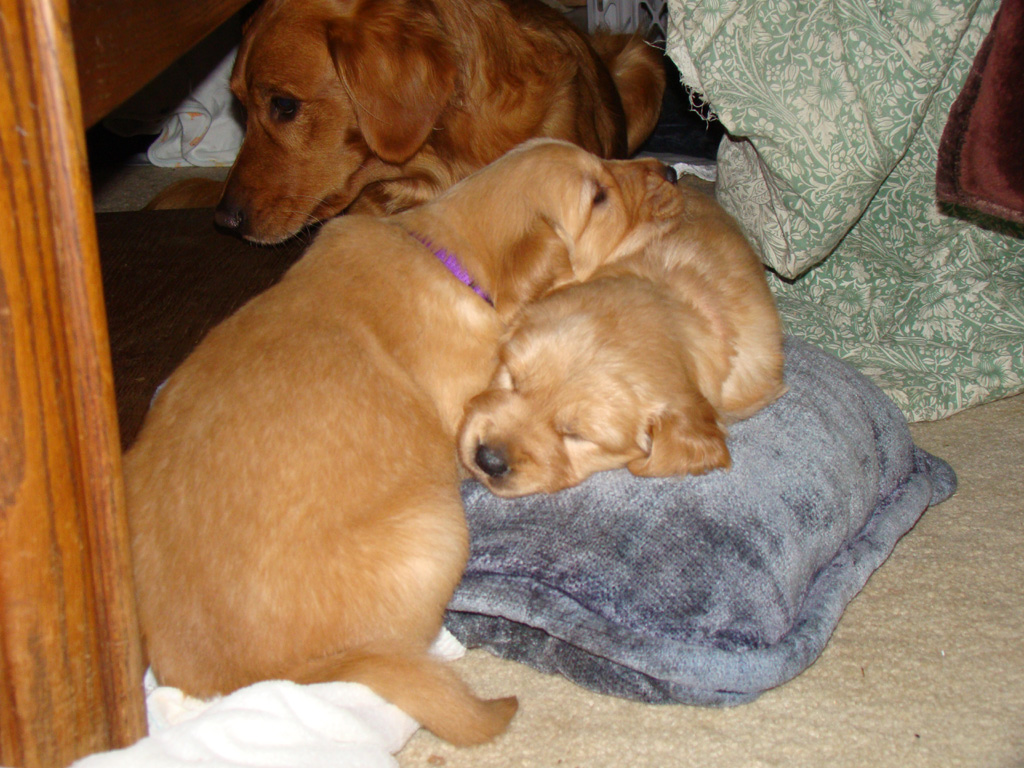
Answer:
(445, 337, 956, 705)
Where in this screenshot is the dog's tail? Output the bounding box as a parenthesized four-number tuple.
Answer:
(287, 645, 517, 746)
(593, 34, 666, 155)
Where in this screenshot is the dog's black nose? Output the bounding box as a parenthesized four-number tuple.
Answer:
(214, 200, 245, 232)
(475, 443, 510, 478)
(662, 164, 678, 184)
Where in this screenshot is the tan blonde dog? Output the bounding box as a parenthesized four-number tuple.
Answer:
(124, 140, 678, 745)
(206, 0, 665, 243)
(459, 182, 787, 497)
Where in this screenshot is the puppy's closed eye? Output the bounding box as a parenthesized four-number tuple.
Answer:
(556, 422, 589, 443)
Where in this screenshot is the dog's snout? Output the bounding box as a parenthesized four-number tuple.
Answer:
(475, 443, 510, 479)
(215, 199, 246, 232)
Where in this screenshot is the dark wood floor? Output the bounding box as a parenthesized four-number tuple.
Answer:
(98, 208, 305, 447)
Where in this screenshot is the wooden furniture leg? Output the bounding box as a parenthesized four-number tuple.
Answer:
(0, 0, 147, 764)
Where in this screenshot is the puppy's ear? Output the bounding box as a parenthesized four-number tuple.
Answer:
(328, 0, 457, 163)
(627, 400, 730, 478)
(491, 217, 574, 322)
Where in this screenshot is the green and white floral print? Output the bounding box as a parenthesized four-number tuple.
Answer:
(668, 0, 1024, 420)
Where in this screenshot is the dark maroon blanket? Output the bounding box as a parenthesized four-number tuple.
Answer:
(936, 0, 1024, 225)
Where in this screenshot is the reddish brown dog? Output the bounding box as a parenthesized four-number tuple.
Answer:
(209, 0, 665, 243)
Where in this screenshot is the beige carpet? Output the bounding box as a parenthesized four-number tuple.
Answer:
(92, 166, 1024, 768)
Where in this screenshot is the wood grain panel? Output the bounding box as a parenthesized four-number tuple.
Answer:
(0, 0, 146, 764)
(70, 0, 252, 128)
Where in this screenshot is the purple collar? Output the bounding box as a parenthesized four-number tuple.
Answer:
(410, 232, 492, 304)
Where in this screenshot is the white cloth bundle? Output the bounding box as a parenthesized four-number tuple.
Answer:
(72, 631, 465, 767)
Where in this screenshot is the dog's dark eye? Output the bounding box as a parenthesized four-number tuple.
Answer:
(593, 185, 608, 206)
(270, 96, 299, 121)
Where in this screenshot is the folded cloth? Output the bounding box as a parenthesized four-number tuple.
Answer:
(936, 0, 1024, 224)
(144, 47, 244, 168)
(446, 337, 957, 705)
(71, 631, 465, 767)
(104, 24, 244, 168)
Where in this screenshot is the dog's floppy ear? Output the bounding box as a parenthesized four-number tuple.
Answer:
(328, 0, 457, 164)
(491, 217, 575, 322)
(627, 400, 731, 478)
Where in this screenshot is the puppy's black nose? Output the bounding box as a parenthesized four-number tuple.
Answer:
(662, 164, 678, 184)
(475, 443, 510, 479)
(214, 199, 245, 232)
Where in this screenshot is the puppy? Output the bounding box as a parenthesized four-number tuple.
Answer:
(124, 140, 679, 745)
(213, 0, 666, 243)
(459, 182, 787, 497)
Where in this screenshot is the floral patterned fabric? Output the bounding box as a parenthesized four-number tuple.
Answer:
(667, 0, 1024, 420)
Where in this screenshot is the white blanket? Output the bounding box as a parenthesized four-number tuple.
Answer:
(73, 631, 465, 768)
